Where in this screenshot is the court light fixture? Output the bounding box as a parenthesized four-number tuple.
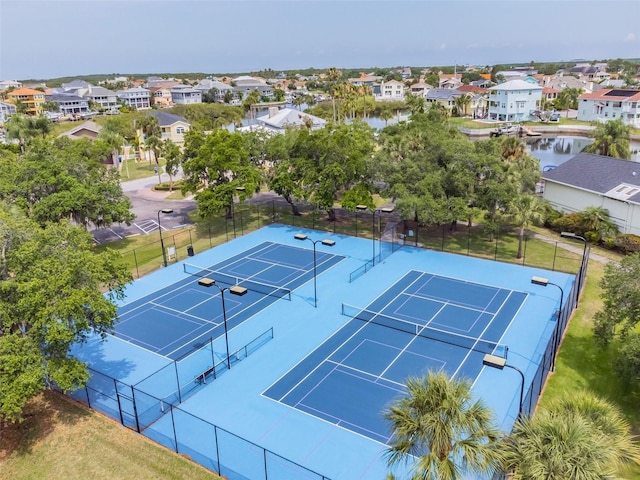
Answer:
(531, 276, 564, 371)
(294, 233, 336, 307)
(483, 354, 525, 419)
(157, 208, 174, 267)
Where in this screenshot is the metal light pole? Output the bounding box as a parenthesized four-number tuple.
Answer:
(157, 208, 173, 267)
(294, 233, 336, 308)
(210, 280, 248, 369)
(483, 354, 526, 419)
(531, 276, 565, 371)
(560, 231, 587, 304)
(231, 186, 246, 239)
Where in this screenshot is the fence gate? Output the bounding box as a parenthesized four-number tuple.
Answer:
(115, 380, 139, 431)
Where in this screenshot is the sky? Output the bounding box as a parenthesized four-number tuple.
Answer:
(1, 0, 639, 80)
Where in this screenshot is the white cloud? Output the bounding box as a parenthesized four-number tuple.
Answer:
(438, 43, 447, 50)
(624, 33, 636, 42)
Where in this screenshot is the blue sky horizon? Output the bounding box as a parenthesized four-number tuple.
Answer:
(1, 0, 639, 80)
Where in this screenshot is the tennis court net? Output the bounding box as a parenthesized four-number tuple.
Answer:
(341, 303, 507, 357)
(184, 263, 292, 301)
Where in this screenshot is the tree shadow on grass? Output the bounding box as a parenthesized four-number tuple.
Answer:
(0, 390, 90, 460)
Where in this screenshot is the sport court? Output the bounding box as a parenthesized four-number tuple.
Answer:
(72, 225, 575, 480)
(265, 270, 525, 443)
(113, 241, 345, 360)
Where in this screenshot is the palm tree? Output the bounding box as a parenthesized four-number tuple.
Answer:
(384, 371, 503, 480)
(405, 93, 426, 115)
(584, 118, 631, 160)
(508, 194, 546, 259)
(503, 392, 640, 479)
(500, 136, 527, 163)
(379, 106, 394, 126)
(326, 67, 342, 123)
(454, 94, 471, 117)
(360, 84, 373, 119)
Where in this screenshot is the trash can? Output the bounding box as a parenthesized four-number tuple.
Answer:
(187, 245, 194, 257)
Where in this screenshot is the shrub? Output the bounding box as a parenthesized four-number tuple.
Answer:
(153, 180, 184, 191)
(550, 212, 585, 235)
(614, 233, 640, 254)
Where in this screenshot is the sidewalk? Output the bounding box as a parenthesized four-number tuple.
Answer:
(526, 230, 613, 265)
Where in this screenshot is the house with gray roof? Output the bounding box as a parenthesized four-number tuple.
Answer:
(147, 111, 190, 146)
(194, 78, 232, 102)
(425, 88, 465, 114)
(232, 76, 273, 100)
(46, 93, 91, 116)
(117, 87, 151, 110)
(170, 85, 202, 105)
(542, 152, 640, 235)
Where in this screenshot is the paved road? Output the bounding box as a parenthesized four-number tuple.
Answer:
(92, 174, 196, 244)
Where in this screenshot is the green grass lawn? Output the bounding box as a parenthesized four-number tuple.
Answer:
(0, 392, 219, 480)
(540, 258, 640, 479)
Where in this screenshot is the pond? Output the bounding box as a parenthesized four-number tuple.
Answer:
(526, 136, 640, 171)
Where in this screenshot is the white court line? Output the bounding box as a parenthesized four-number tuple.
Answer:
(148, 301, 217, 325)
(266, 274, 425, 401)
(453, 290, 520, 379)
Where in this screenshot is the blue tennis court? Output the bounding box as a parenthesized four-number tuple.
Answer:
(264, 270, 527, 443)
(114, 241, 345, 360)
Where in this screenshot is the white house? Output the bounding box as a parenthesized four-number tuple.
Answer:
(170, 85, 202, 105)
(239, 107, 326, 134)
(487, 79, 542, 122)
(374, 80, 405, 102)
(232, 76, 273, 100)
(0, 101, 17, 123)
(577, 89, 640, 127)
(116, 87, 151, 110)
(542, 153, 640, 235)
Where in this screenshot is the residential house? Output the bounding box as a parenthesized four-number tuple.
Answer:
(61, 79, 91, 91)
(7, 87, 45, 115)
(56, 121, 120, 168)
(348, 74, 382, 87)
(194, 78, 233, 101)
(170, 85, 202, 105)
(0, 80, 22, 90)
(57, 120, 102, 140)
(0, 101, 17, 123)
(116, 87, 151, 110)
(470, 79, 492, 88)
(438, 73, 462, 89)
(232, 76, 273, 100)
(487, 79, 542, 122)
(410, 82, 433, 97)
(149, 87, 173, 107)
(86, 86, 118, 110)
(239, 107, 326, 134)
(544, 75, 592, 93)
(146, 77, 181, 89)
(425, 88, 465, 114)
(542, 87, 561, 105)
(374, 80, 405, 101)
(148, 111, 190, 146)
(542, 153, 640, 235)
(46, 93, 91, 116)
(456, 86, 489, 117)
(577, 89, 640, 127)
